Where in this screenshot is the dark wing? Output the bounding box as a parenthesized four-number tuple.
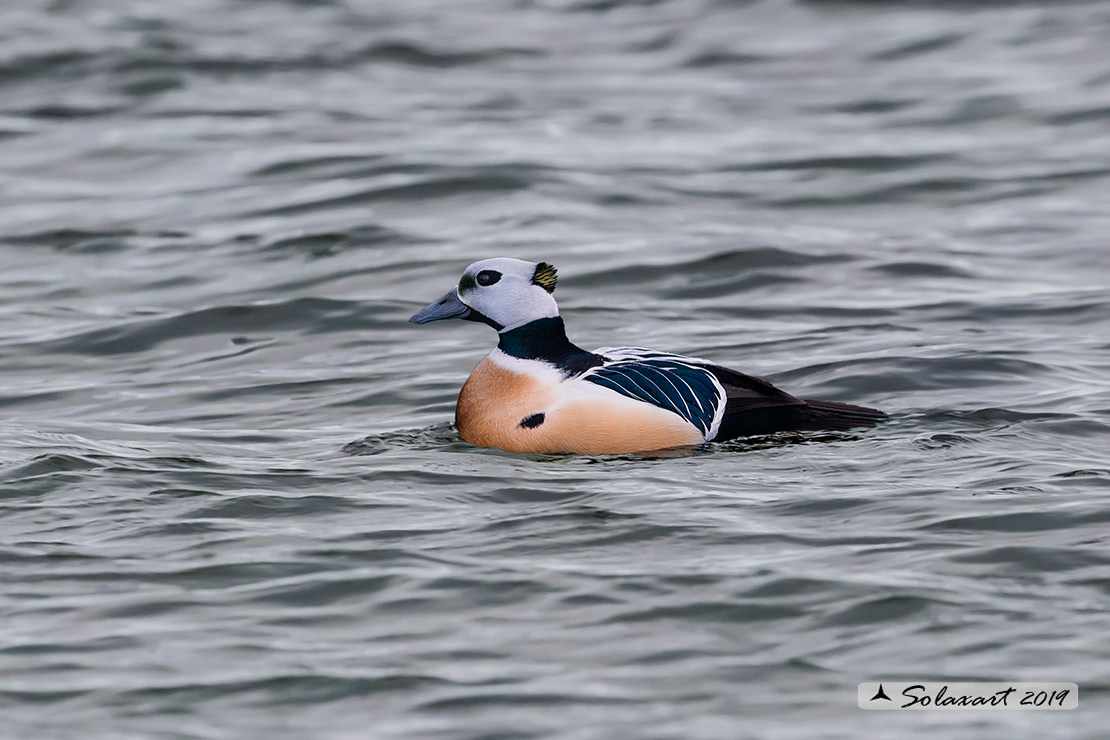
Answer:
(587, 348, 886, 441)
(703, 363, 806, 414)
(583, 348, 724, 436)
(703, 363, 886, 439)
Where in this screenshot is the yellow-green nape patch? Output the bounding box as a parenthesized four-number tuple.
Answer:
(531, 262, 557, 293)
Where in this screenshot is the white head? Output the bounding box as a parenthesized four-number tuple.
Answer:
(409, 258, 559, 332)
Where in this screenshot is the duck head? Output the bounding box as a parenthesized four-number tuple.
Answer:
(410, 258, 559, 332)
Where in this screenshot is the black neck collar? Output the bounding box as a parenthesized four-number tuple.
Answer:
(497, 317, 604, 377)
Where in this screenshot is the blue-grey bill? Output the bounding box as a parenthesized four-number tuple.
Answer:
(409, 289, 472, 324)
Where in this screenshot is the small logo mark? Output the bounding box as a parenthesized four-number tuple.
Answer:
(870, 684, 892, 702)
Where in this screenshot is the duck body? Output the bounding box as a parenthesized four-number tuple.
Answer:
(411, 258, 886, 455)
(456, 346, 708, 455)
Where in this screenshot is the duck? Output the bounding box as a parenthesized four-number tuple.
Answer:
(410, 258, 885, 454)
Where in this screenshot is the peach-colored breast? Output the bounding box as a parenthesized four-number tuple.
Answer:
(455, 357, 705, 455)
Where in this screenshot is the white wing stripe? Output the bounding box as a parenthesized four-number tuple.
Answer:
(584, 356, 722, 436)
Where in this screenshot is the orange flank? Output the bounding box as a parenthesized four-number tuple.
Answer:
(455, 356, 705, 455)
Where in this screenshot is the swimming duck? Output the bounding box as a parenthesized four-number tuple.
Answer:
(410, 258, 885, 454)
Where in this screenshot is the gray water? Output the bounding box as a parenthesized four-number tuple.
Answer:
(2, 0, 1110, 738)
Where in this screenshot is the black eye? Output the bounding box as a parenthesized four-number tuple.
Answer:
(476, 270, 501, 287)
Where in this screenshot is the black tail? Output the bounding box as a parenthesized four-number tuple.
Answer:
(798, 399, 887, 431)
(713, 398, 886, 441)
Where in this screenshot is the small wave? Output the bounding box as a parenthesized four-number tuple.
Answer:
(29, 298, 391, 357)
(246, 168, 536, 218)
(571, 247, 851, 290)
(341, 423, 460, 456)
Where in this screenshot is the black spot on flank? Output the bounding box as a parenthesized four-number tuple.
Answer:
(520, 413, 545, 428)
(477, 269, 501, 286)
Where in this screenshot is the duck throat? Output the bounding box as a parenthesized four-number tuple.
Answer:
(497, 317, 604, 377)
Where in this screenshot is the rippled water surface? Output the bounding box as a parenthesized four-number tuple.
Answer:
(3, 0, 1110, 737)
